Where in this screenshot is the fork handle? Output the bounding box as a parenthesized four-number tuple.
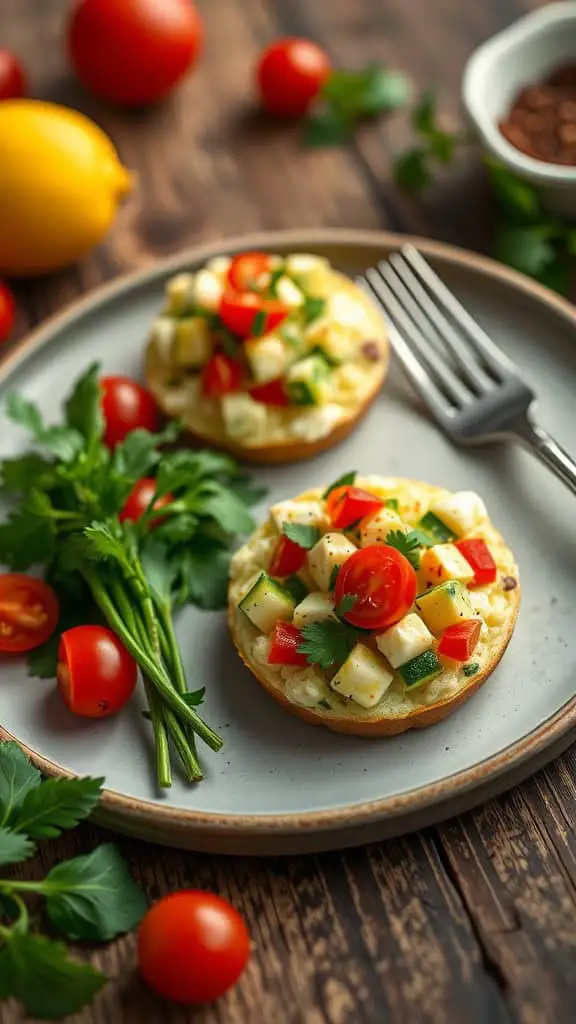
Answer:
(514, 416, 576, 496)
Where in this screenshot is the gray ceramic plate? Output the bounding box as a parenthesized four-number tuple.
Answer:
(1, 230, 575, 856)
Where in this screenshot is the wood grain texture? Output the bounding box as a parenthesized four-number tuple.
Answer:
(1, 0, 576, 1021)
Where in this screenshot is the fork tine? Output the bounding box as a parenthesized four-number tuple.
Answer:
(401, 244, 518, 376)
(386, 253, 493, 393)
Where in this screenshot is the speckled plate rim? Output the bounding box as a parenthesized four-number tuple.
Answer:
(1, 228, 575, 853)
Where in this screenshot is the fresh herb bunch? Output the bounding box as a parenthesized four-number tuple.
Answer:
(0, 364, 265, 788)
(304, 64, 411, 147)
(0, 741, 146, 1019)
(393, 90, 467, 193)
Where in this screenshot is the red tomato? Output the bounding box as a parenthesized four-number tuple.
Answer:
(257, 37, 332, 117)
(0, 50, 27, 100)
(249, 378, 290, 406)
(326, 486, 383, 530)
(0, 282, 16, 343)
(227, 252, 275, 293)
(120, 478, 172, 527)
(201, 353, 243, 397)
(219, 290, 288, 339)
(437, 619, 481, 662)
(138, 890, 250, 1005)
(0, 575, 59, 654)
(268, 621, 308, 667)
(57, 625, 137, 718)
(269, 535, 307, 577)
(335, 545, 417, 630)
(68, 0, 203, 107)
(100, 376, 159, 448)
(455, 539, 497, 586)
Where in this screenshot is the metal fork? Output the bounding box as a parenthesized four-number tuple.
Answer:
(358, 243, 576, 495)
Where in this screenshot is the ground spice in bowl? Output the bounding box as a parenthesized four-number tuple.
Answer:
(500, 64, 576, 165)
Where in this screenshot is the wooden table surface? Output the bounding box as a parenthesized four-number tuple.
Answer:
(2, 0, 576, 1021)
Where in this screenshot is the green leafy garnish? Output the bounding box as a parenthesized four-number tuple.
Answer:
(251, 309, 267, 337)
(386, 529, 424, 569)
(282, 576, 309, 603)
(282, 522, 320, 550)
(0, 933, 106, 1020)
(463, 662, 479, 677)
(0, 826, 35, 867)
(322, 470, 356, 500)
(393, 90, 466, 194)
(301, 295, 326, 325)
(335, 593, 358, 617)
(298, 617, 359, 670)
(7, 776, 103, 839)
(304, 65, 411, 147)
(328, 565, 340, 591)
(385, 497, 399, 511)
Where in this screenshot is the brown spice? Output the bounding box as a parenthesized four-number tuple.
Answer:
(499, 63, 576, 165)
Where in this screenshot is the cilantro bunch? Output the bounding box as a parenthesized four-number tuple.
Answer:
(0, 364, 264, 788)
(0, 741, 146, 1019)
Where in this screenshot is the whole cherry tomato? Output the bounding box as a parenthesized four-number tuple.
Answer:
(68, 0, 203, 107)
(0, 50, 27, 100)
(335, 545, 417, 630)
(0, 282, 16, 343)
(57, 624, 137, 718)
(138, 890, 250, 1004)
(100, 376, 159, 448)
(256, 37, 332, 117)
(0, 575, 59, 654)
(120, 478, 173, 527)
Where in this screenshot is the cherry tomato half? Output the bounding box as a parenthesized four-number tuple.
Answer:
(249, 378, 290, 406)
(0, 50, 27, 100)
(100, 375, 159, 448)
(201, 352, 243, 397)
(219, 290, 288, 339)
(138, 890, 250, 1005)
(68, 0, 203, 107)
(0, 283, 16, 344)
(227, 252, 275, 293)
(335, 545, 417, 630)
(119, 478, 173, 527)
(326, 486, 384, 530)
(57, 625, 137, 718)
(0, 575, 59, 654)
(257, 37, 332, 117)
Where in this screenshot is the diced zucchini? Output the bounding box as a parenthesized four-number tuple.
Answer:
(399, 650, 442, 689)
(307, 532, 357, 591)
(285, 253, 330, 292)
(330, 644, 393, 709)
(416, 580, 474, 633)
(375, 613, 434, 669)
(221, 394, 266, 442)
(164, 273, 196, 316)
(419, 544, 475, 586)
(292, 591, 334, 628)
(429, 491, 488, 537)
(245, 335, 289, 383)
(270, 499, 326, 533)
(417, 511, 456, 544)
(359, 507, 406, 548)
(285, 353, 331, 406)
(238, 573, 296, 633)
(172, 317, 213, 368)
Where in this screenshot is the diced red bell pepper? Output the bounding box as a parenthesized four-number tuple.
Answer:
(219, 289, 288, 339)
(437, 619, 481, 662)
(326, 485, 384, 530)
(269, 534, 307, 576)
(455, 538, 497, 586)
(267, 621, 309, 667)
(249, 377, 290, 406)
(201, 352, 243, 397)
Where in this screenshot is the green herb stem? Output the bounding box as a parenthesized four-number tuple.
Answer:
(143, 677, 171, 788)
(163, 710, 202, 783)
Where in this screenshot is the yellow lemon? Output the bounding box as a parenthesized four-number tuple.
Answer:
(0, 100, 132, 277)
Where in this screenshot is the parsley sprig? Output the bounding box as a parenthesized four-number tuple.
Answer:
(385, 528, 429, 569)
(0, 365, 263, 789)
(282, 522, 319, 550)
(298, 617, 359, 670)
(0, 741, 146, 1019)
(304, 65, 411, 147)
(393, 90, 467, 193)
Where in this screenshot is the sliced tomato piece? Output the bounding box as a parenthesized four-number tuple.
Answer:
(0, 574, 59, 653)
(227, 252, 275, 293)
(201, 353, 243, 397)
(219, 289, 288, 339)
(437, 619, 481, 662)
(249, 378, 290, 406)
(455, 539, 497, 586)
(335, 545, 417, 630)
(267, 621, 308, 666)
(269, 535, 307, 577)
(326, 486, 384, 530)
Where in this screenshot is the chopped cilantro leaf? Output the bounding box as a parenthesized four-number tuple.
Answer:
(463, 663, 479, 678)
(385, 497, 399, 511)
(329, 565, 340, 591)
(386, 529, 423, 569)
(302, 295, 325, 325)
(282, 522, 320, 550)
(251, 309, 267, 337)
(298, 618, 359, 670)
(322, 470, 356, 500)
(335, 593, 357, 617)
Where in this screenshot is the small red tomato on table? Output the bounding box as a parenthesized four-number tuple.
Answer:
(0, 50, 27, 100)
(0, 282, 16, 344)
(257, 37, 332, 117)
(57, 624, 137, 718)
(0, 575, 59, 653)
(100, 375, 159, 448)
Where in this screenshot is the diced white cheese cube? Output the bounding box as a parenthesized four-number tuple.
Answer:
(149, 316, 176, 362)
(275, 276, 304, 308)
(359, 508, 405, 547)
(245, 336, 289, 383)
(292, 592, 334, 628)
(470, 590, 491, 618)
(165, 273, 196, 315)
(192, 269, 223, 311)
(330, 644, 393, 709)
(221, 393, 267, 442)
(205, 255, 231, 278)
(306, 532, 357, 591)
(284, 254, 330, 291)
(172, 317, 213, 367)
(419, 544, 475, 586)
(430, 491, 488, 537)
(375, 613, 434, 669)
(270, 499, 326, 533)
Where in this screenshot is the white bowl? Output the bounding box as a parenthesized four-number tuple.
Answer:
(463, 2, 576, 217)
